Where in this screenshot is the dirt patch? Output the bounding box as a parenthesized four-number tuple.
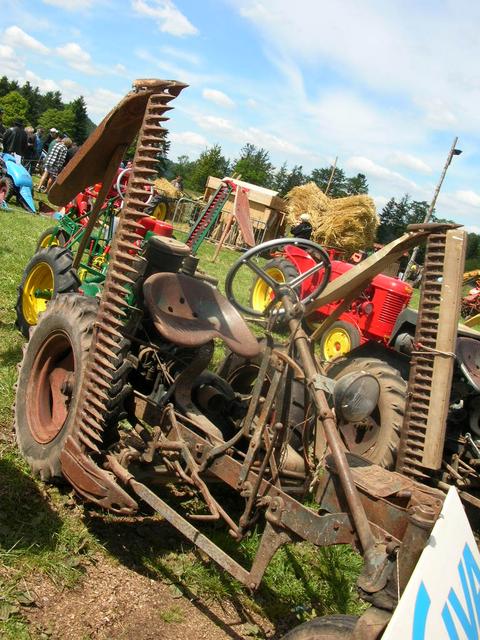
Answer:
(25, 555, 274, 639)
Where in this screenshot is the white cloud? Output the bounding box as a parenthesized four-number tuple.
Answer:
(3, 26, 49, 54)
(24, 70, 59, 92)
(346, 156, 419, 192)
(170, 131, 208, 146)
(192, 112, 308, 157)
(161, 45, 199, 65)
(43, 0, 94, 8)
(202, 88, 235, 108)
(84, 88, 123, 119)
(113, 63, 128, 76)
(131, 0, 198, 37)
(456, 190, 480, 208)
(0, 44, 24, 76)
(236, 0, 480, 135)
(56, 42, 98, 75)
(246, 98, 257, 108)
(388, 152, 432, 174)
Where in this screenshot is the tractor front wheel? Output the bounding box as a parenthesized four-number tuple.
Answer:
(36, 226, 69, 251)
(15, 294, 98, 480)
(281, 615, 358, 639)
(319, 321, 361, 362)
(16, 246, 80, 338)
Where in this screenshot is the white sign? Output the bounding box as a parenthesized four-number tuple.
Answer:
(383, 487, 480, 640)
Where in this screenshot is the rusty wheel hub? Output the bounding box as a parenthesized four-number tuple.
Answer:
(27, 331, 75, 444)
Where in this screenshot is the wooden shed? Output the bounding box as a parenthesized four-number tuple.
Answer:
(203, 176, 286, 243)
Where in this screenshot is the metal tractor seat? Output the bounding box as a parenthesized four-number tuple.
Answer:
(456, 337, 480, 392)
(143, 272, 261, 359)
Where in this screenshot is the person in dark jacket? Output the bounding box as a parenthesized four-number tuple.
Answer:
(291, 213, 313, 240)
(2, 120, 28, 163)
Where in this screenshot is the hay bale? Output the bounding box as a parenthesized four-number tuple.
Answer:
(285, 182, 377, 254)
(154, 177, 180, 199)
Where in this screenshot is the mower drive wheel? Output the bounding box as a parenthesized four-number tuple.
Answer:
(16, 246, 80, 338)
(218, 343, 312, 450)
(15, 294, 98, 481)
(327, 357, 406, 469)
(250, 258, 299, 324)
(319, 321, 361, 362)
(36, 226, 69, 251)
(281, 615, 358, 639)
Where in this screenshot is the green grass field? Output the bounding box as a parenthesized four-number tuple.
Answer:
(0, 204, 366, 638)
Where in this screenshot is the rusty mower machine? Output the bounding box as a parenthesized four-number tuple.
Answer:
(15, 79, 468, 639)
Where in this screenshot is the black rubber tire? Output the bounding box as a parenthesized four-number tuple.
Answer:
(15, 246, 80, 338)
(281, 615, 358, 639)
(36, 226, 69, 251)
(327, 357, 406, 468)
(249, 258, 299, 326)
(15, 294, 97, 481)
(319, 321, 361, 362)
(145, 194, 170, 221)
(218, 343, 311, 450)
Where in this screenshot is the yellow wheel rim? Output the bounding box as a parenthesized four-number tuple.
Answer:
(39, 234, 59, 249)
(251, 267, 285, 312)
(22, 262, 54, 326)
(152, 202, 167, 221)
(322, 327, 352, 361)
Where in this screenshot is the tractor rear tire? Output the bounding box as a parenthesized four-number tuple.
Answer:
(319, 321, 361, 362)
(281, 615, 358, 639)
(16, 246, 80, 338)
(36, 226, 69, 251)
(327, 357, 406, 468)
(15, 294, 97, 481)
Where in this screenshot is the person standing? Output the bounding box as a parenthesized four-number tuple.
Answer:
(2, 120, 28, 164)
(42, 137, 72, 192)
(24, 126, 36, 173)
(291, 213, 313, 240)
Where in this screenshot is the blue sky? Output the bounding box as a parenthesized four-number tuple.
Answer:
(2, 0, 480, 231)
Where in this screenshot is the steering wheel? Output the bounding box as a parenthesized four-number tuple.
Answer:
(225, 238, 331, 317)
(116, 166, 154, 204)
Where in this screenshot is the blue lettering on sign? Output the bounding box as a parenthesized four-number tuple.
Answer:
(411, 543, 480, 639)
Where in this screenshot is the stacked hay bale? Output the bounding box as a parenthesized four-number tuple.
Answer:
(154, 177, 180, 199)
(285, 182, 378, 254)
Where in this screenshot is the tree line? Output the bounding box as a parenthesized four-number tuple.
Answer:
(0, 76, 95, 144)
(165, 143, 369, 197)
(1, 75, 478, 265)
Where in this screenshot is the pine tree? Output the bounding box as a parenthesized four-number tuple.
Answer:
(346, 173, 369, 195)
(190, 145, 230, 192)
(70, 96, 89, 143)
(232, 143, 274, 188)
(310, 166, 347, 196)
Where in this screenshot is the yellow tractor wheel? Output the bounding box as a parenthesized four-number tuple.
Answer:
(15, 247, 80, 338)
(319, 321, 361, 362)
(250, 258, 299, 315)
(36, 227, 68, 251)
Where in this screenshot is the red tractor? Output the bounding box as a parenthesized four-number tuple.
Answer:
(250, 244, 413, 360)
